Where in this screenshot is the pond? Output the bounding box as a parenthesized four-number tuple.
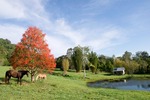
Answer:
(87, 79, 150, 91)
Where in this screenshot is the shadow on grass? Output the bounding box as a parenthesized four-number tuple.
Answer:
(51, 72, 62, 76)
(52, 72, 71, 77)
(103, 73, 113, 76)
(0, 77, 5, 85)
(0, 77, 30, 85)
(0, 77, 5, 82)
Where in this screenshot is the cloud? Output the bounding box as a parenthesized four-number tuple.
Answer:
(82, 27, 125, 51)
(45, 35, 71, 57)
(82, 0, 113, 16)
(0, 0, 26, 19)
(54, 18, 85, 45)
(0, 0, 127, 57)
(0, 24, 25, 43)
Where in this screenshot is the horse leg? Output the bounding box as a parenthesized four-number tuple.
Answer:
(5, 76, 8, 83)
(5, 74, 8, 84)
(20, 78, 22, 85)
(39, 76, 41, 81)
(7, 77, 11, 84)
(17, 77, 20, 84)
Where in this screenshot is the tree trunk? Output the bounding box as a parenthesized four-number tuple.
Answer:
(63, 71, 67, 76)
(31, 71, 35, 82)
(31, 74, 35, 82)
(83, 68, 86, 79)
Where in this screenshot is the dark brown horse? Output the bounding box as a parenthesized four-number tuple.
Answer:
(5, 70, 29, 85)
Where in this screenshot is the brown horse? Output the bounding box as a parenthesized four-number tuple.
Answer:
(5, 70, 29, 85)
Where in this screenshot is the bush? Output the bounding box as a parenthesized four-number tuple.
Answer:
(3, 59, 10, 66)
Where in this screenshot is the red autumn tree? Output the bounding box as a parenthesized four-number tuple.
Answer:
(10, 27, 56, 82)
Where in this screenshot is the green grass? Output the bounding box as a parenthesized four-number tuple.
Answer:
(0, 66, 150, 100)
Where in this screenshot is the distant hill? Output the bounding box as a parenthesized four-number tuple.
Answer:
(0, 38, 15, 66)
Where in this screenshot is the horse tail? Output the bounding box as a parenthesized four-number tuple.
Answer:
(5, 72, 8, 83)
(36, 75, 39, 81)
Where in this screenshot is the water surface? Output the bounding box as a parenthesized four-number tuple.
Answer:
(88, 79, 150, 91)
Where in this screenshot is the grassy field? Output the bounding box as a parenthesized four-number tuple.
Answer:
(0, 66, 150, 100)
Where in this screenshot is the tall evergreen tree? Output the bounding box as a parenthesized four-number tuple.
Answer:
(72, 46, 83, 72)
(88, 51, 98, 73)
(62, 56, 69, 75)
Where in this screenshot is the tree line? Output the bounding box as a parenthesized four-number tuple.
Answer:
(0, 38, 15, 66)
(56, 46, 150, 74)
(0, 38, 150, 75)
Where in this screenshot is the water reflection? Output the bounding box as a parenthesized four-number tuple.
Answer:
(88, 79, 150, 91)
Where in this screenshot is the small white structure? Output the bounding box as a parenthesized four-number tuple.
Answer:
(113, 67, 125, 75)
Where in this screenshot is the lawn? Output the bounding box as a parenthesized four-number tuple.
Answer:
(0, 66, 150, 100)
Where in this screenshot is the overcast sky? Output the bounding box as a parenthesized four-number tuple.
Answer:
(0, 0, 150, 57)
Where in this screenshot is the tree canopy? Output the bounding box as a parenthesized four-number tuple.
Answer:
(10, 27, 56, 82)
(1, 36, 150, 75)
(0, 38, 15, 66)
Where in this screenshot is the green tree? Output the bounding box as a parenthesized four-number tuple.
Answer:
(62, 56, 69, 75)
(129, 60, 139, 74)
(105, 59, 114, 72)
(98, 55, 107, 71)
(122, 51, 132, 61)
(66, 48, 73, 59)
(134, 51, 149, 74)
(56, 55, 65, 70)
(98, 55, 114, 73)
(66, 48, 74, 69)
(114, 58, 125, 68)
(0, 38, 15, 66)
(72, 46, 83, 72)
(88, 51, 98, 73)
(81, 46, 90, 78)
(122, 51, 132, 74)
